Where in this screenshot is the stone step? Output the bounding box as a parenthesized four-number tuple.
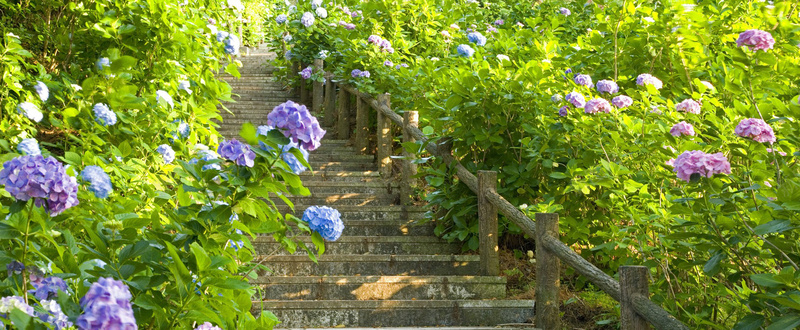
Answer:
(308, 162, 378, 171)
(254, 236, 458, 255)
(256, 254, 479, 276)
(275, 193, 399, 206)
(251, 300, 535, 328)
(299, 180, 396, 194)
(272, 219, 435, 236)
(306, 154, 374, 163)
(277, 205, 426, 221)
(297, 170, 383, 182)
(252, 275, 506, 300)
(279, 328, 536, 330)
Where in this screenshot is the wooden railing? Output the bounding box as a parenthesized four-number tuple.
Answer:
(294, 61, 689, 330)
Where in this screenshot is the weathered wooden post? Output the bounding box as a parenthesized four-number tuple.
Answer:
(376, 93, 392, 179)
(620, 266, 651, 330)
(337, 87, 350, 139)
(291, 61, 301, 98)
(312, 59, 324, 113)
(401, 111, 419, 205)
(355, 96, 369, 154)
(323, 74, 336, 128)
(299, 63, 309, 106)
(535, 213, 561, 330)
(477, 171, 500, 276)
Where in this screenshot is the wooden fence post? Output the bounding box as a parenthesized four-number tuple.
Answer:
(376, 93, 392, 179)
(535, 213, 561, 330)
(401, 111, 419, 205)
(337, 88, 350, 139)
(620, 266, 651, 330)
(477, 171, 500, 276)
(299, 62, 309, 105)
(288, 61, 299, 95)
(312, 59, 324, 113)
(323, 74, 336, 128)
(355, 96, 369, 154)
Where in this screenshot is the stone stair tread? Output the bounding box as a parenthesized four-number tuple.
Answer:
(252, 275, 506, 284)
(254, 236, 446, 244)
(279, 327, 537, 330)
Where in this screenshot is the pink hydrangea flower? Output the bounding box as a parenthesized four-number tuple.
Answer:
(736, 29, 775, 51)
(636, 73, 663, 90)
(612, 95, 633, 108)
(735, 118, 776, 143)
(675, 99, 701, 114)
(766, 148, 787, 156)
(584, 98, 612, 114)
(670, 121, 696, 137)
(596, 80, 619, 94)
(565, 92, 585, 108)
(672, 150, 731, 182)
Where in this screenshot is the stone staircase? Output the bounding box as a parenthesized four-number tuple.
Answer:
(218, 45, 536, 329)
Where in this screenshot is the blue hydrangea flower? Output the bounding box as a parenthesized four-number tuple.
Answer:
(317, 50, 329, 59)
(302, 206, 344, 241)
(280, 142, 309, 174)
(178, 80, 192, 94)
(360, 70, 370, 78)
(156, 90, 174, 108)
(224, 34, 240, 55)
(76, 277, 136, 330)
(93, 103, 117, 126)
(17, 102, 43, 122)
(37, 300, 73, 330)
(283, 34, 293, 42)
(17, 138, 41, 156)
(6, 261, 24, 276)
(30, 276, 68, 300)
(174, 119, 191, 139)
(81, 165, 112, 199)
(156, 144, 175, 164)
(315, 7, 327, 18)
(35, 81, 49, 102)
(218, 140, 256, 167)
(0, 155, 79, 216)
(256, 125, 275, 150)
(276, 14, 287, 24)
(284, 50, 293, 60)
(467, 32, 487, 46)
(300, 66, 313, 79)
(96, 57, 111, 71)
(301, 12, 315, 27)
(190, 149, 221, 171)
(457, 44, 475, 57)
(216, 31, 229, 42)
(0, 296, 35, 317)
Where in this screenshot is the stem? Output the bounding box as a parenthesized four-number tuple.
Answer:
(168, 295, 192, 328)
(20, 201, 34, 304)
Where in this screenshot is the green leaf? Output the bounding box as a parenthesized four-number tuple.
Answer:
(549, 172, 568, 179)
(177, 185, 193, 207)
(64, 151, 82, 165)
(766, 314, 800, 330)
(732, 314, 763, 330)
(750, 274, 783, 288)
(311, 231, 325, 255)
(190, 242, 211, 271)
(240, 122, 258, 145)
(9, 308, 34, 330)
(753, 220, 793, 236)
(703, 251, 724, 275)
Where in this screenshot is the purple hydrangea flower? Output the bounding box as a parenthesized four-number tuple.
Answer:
(156, 144, 175, 164)
(218, 140, 256, 167)
(351, 69, 362, 78)
(558, 106, 569, 117)
(596, 80, 619, 94)
(671, 150, 731, 182)
(565, 92, 586, 108)
(300, 66, 313, 80)
(17, 102, 43, 122)
(368, 35, 381, 44)
(361, 70, 371, 78)
(736, 29, 775, 51)
(675, 99, 701, 114)
(564, 68, 572, 75)
(395, 63, 409, 69)
(7, 261, 24, 277)
(35, 81, 49, 102)
(30, 276, 68, 300)
(0, 155, 79, 216)
(735, 118, 776, 143)
(612, 95, 633, 108)
(17, 138, 41, 156)
(0, 296, 35, 317)
(384, 60, 394, 67)
(76, 277, 137, 330)
(584, 98, 612, 114)
(636, 73, 663, 89)
(302, 206, 344, 241)
(156, 90, 174, 109)
(267, 101, 326, 151)
(275, 14, 287, 24)
(573, 74, 593, 88)
(351, 10, 361, 18)
(559, 7, 571, 16)
(38, 300, 73, 330)
(81, 165, 112, 199)
(339, 21, 356, 30)
(93, 103, 117, 126)
(457, 44, 475, 57)
(494, 19, 504, 25)
(467, 32, 487, 46)
(670, 121, 696, 137)
(195, 322, 223, 330)
(301, 12, 315, 27)
(486, 26, 498, 33)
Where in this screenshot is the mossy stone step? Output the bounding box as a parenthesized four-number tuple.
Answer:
(254, 236, 458, 255)
(255, 254, 480, 276)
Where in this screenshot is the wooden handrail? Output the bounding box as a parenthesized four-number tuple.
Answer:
(312, 68, 688, 330)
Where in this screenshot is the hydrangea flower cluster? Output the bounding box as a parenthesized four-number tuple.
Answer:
(675, 99, 701, 114)
(195, 322, 223, 330)
(384, 60, 394, 67)
(596, 80, 619, 94)
(267, 101, 326, 151)
(302, 206, 344, 241)
(735, 118, 776, 143)
(316, 7, 328, 18)
(218, 139, 256, 167)
(38, 300, 72, 330)
(189, 148, 221, 171)
(573, 74, 593, 88)
(81, 166, 112, 199)
(96, 57, 111, 71)
(17, 102, 43, 122)
(156, 90, 174, 108)
(0, 296, 35, 317)
(300, 66, 313, 79)
(280, 141, 310, 174)
(351, 69, 370, 78)
(560, 7, 571, 16)
(467, 32, 487, 46)
(486, 26, 498, 33)
(671, 150, 731, 182)
(93, 103, 117, 126)
(35, 81, 49, 102)
(395, 63, 409, 69)
(174, 119, 191, 139)
(0, 155, 79, 216)
(76, 277, 137, 330)
(736, 29, 775, 51)
(612, 95, 633, 108)
(31, 276, 68, 300)
(311, 0, 323, 9)
(157, 144, 175, 164)
(558, 106, 569, 117)
(276, 14, 287, 24)
(551, 94, 562, 102)
(178, 80, 192, 94)
(496, 54, 509, 62)
(494, 19, 504, 25)
(670, 121, 696, 137)
(565, 92, 586, 108)
(584, 98, 612, 114)
(7, 261, 24, 276)
(457, 44, 475, 57)
(367, 35, 394, 53)
(339, 21, 356, 30)
(17, 138, 41, 156)
(636, 73, 663, 90)
(301, 12, 315, 27)
(318, 50, 329, 59)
